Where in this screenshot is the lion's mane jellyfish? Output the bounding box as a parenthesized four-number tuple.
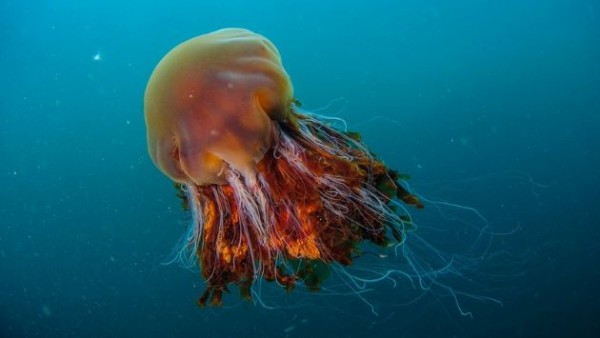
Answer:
(145, 28, 424, 307)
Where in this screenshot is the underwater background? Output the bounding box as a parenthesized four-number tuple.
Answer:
(1, 0, 599, 337)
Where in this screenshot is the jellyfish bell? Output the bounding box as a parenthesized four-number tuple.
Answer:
(145, 28, 293, 186)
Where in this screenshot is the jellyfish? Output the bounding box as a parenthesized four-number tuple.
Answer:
(144, 28, 424, 307)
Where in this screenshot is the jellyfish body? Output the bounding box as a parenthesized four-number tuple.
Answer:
(145, 28, 293, 186)
(145, 28, 423, 306)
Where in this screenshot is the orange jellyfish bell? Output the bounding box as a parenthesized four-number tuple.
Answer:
(145, 28, 423, 307)
(145, 28, 293, 185)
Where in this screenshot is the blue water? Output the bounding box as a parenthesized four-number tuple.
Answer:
(1, 1, 599, 337)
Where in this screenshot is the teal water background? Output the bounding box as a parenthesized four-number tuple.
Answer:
(1, 1, 599, 337)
